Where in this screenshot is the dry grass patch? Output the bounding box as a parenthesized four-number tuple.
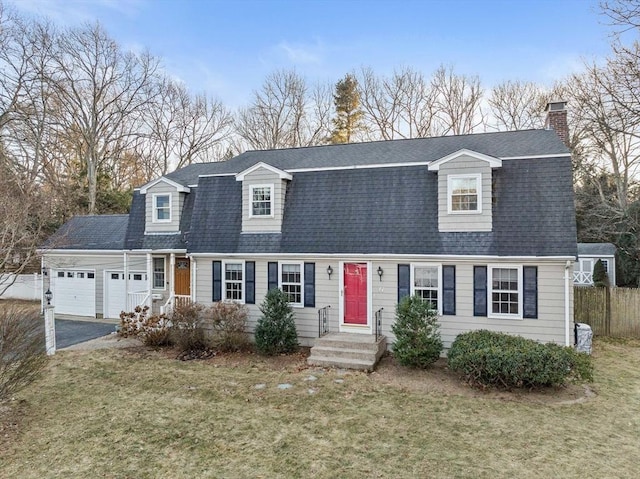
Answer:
(1, 339, 639, 478)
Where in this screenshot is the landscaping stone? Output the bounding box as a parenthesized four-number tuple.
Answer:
(277, 383, 293, 390)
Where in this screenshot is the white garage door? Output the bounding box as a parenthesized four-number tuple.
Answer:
(51, 270, 96, 317)
(105, 271, 148, 319)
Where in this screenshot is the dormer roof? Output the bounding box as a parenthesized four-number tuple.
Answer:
(235, 162, 292, 181)
(427, 149, 502, 172)
(139, 176, 191, 194)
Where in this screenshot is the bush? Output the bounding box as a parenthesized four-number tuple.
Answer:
(118, 306, 172, 347)
(169, 302, 213, 359)
(391, 295, 443, 368)
(254, 288, 298, 355)
(447, 330, 593, 389)
(210, 301, 250, 352)
(593, 259, 610, 287)
(0, 306, 47, 402)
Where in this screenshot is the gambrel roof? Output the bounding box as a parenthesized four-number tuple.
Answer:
(45, 129, 576, 257)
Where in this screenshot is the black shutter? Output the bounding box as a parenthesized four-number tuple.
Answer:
(523, 266, 538, 319)
(473, 266, 487, 317)
(268, 262, 278, 291)
(398, 264, 410, 303)
(212, 261, 222, 302)
(245, 261, 255, 305)
(304, 263, 315, 308)
(442, 265, 456, 315)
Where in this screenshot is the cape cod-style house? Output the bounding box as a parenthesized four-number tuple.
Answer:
(42, 102, 577, 368)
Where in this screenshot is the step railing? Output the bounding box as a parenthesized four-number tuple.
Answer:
(127, 291, 151, 312)
(318, 305, 330, 337)
(375, 307, 384, 342)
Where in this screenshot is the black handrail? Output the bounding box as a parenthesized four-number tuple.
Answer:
(375, 307, 383, 342)
(318, 305, 330, 337)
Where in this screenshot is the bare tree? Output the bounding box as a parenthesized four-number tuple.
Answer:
(135, 78, 233, 178)
(601, 0, 640, 32)
(487, 80, 551, 131)
(431, 65, 485, 135)
(235, 70, 331, 150)
(47, 22, 160, 213)
(357, 67, 438, 140)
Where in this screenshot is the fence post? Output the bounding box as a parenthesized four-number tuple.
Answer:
(605, 287, 611, 336)
(44, 306, 56, 356)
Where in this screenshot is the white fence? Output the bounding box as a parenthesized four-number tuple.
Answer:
(0, 273, 42, 301)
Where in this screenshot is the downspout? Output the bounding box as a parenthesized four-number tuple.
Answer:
(564, 260, 572, 346)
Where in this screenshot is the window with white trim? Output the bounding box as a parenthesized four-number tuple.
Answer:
(250, 185, 273, 217)
(153, 194, 171, 222)
(448, 174, 481, 213)
(224, 263, 243, 301)
(489, 266, 521, 317)
(411, 264, 440, 312)
(281, 263, 302, 305)
(153, 257, 166, 289)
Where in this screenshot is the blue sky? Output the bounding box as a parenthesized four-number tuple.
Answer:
(8, 0, 611, 108)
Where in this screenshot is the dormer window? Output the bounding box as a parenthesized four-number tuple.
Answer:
(448, 174, 481, 214)
(153, 194, 171, 222)
(250, 184, 274, 217)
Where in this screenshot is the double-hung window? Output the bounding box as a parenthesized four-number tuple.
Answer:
(489, 266, 521, 318)
(412, 264, 440, 312)
(224, 263, 243, 301)
(448, 174, 481, 213)
(153, 257, 166, 289)
(281, 263, 302, 305)
(250, 185, 273, 217)
(153, 194, 171, 222)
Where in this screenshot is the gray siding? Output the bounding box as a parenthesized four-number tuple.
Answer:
(438, 155, 492, 232)
(144, 183, 183, 234)
(241, 168, 287, 233)
(193, 255, 570, 348)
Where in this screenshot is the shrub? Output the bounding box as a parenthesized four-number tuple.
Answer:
(447, 330, 593, 389)
(391, 295, 443, 368)
(0, 306, 47, 402)
(210, 301, 250, 352)
(169, 302, 212, 358)
(118, 306, 172, 347)
(254, 288, 298, 355)
(592, 259, 610, 287)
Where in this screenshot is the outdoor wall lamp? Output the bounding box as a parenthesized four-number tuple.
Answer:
(327, 265, 333, 279)
(45, 289, 53, 306)
(377, 266, 384, 281)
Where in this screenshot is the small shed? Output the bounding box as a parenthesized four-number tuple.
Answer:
(574, 243, 616, 286)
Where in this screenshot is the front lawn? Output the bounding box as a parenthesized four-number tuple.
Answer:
(2, 339, 639, 478)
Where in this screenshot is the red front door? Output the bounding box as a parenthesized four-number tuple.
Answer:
(344, 263, 368, 325)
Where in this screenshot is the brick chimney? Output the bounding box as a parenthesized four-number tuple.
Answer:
(545, 101, 569, 147)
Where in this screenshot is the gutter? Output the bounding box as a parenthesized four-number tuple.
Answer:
(564, 260, 572, 346)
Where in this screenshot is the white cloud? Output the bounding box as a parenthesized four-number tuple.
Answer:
(7, 0, 145, 25)
(275, 39, 325, 65)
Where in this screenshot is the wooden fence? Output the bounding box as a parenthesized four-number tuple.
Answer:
(574, 287, 640, 338)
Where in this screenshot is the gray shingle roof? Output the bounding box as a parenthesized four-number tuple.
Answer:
(577, 243, 616, 256)
(47, 129, 576, 257)
(45, 215, 128, 250)
(165, 129, 569, 186)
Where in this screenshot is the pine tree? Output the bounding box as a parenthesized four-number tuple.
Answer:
(592, 259, 610, 288)
(329, 74, 364, 144)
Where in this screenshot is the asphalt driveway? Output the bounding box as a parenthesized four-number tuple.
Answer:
(55, 319, 117, 349)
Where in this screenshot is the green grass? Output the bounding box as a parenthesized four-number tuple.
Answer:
(2, 339, 640, 479)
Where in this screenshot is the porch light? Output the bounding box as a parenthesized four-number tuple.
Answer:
(377, 266, 384, 281)
(45, 289, 53, 306)
(327, 265, 333, 279)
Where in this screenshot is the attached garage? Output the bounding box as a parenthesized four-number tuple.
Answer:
(104, 271, 149, 319)
(51, 269, 96, 317)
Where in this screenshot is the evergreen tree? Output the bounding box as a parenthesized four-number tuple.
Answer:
(329, 74, 364, 144)
(592, 259, 610, 288)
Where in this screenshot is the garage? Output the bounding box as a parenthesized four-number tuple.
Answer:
(104, 271, 149, 319)
(51, 269, 96, 317)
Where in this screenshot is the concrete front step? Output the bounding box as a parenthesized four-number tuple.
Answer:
(307, 332, 387, 372)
